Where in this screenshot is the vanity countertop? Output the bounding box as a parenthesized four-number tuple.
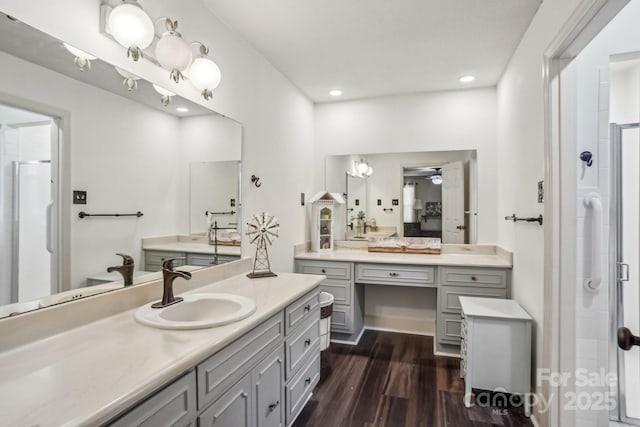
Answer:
(0, 271, 323, 427)
(295, 243, 512, 268)
(142, 234, 241, 256)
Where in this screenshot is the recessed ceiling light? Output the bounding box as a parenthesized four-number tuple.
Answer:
(176, 107, 189, 113)
(459, 75, 475, 83)
(329, 89, 343, 97)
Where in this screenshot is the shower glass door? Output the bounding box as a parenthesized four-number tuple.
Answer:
(613, 123, 640, 425)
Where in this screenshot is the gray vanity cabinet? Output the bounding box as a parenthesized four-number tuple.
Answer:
(436, 266, 510, 347)
(295, 260, 364, 342)
(108, 289, 319, 427)
(144, 250, 186, 272)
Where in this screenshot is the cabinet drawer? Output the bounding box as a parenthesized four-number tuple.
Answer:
(295, 260, 353, 280)
(145, 251, 186, 267)
(285, 354, 321, 426)
(439, 267, 508, 289)
(285, 290, 320, 335)
(319, 278, 351, 305)
(109, 371, 196, 427)
(197, 313, 283, 410)
(286, 317, 320, 380)
(355, 263, 435, 287)
(186, 253, 240, 266)
(438, 312, 463, 345)
(439, 286, 507, 315)
(330, 304, 353, 334)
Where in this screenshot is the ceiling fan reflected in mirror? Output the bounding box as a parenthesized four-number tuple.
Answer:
(430, 168, 443, 185)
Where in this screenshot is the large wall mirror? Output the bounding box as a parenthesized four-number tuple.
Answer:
(0, 12, 242, 318)
(325, 150, 477, 244)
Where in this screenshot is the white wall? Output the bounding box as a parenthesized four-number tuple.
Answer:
(496, 2, 585, 422)
(316, 89, 497, 243)
(0, 0, 316, 275)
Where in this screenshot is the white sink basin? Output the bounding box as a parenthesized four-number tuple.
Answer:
(135, 293, 256, 330)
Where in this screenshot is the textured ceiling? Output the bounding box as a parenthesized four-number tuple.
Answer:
(203, 0, 542, 102)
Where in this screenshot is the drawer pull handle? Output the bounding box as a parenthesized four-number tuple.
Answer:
(305, 377, 311, 385)
(268, 401, 280, 412)
(304, 304, 311, 312)
(471, 276, 477, 281)
(389, 272, 399, 277)
(304, 338, 311, 346)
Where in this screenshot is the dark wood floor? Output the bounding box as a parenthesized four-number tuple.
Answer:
(294, 330, 533, 427)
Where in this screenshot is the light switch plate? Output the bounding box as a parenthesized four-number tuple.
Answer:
(73, 190, 87, 204)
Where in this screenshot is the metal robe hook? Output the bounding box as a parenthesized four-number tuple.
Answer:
(580, 151, 593, 167)
(251, 175, 262, 188)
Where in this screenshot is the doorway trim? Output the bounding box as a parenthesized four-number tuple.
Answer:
(0, 91, 71, 293)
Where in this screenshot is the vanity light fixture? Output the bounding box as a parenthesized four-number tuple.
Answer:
(115, 67, 140, 91)
(63, 43, 96, 72)
(189, 43, 222, 100)
(354, 159, 373, 178)
(152, 84, 175, 106)
(155, 19, 192, 83)
(108, 0, 154, 61)
(459, 75, 475, 83)
(329, 89, 343, 97)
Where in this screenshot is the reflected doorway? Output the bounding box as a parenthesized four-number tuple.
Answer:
(0, 103, 58, 305)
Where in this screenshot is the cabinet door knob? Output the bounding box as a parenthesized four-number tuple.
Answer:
(305, 377, 311, 385)
(389, 272, 399, 277)
(321, 269, 326, 273)
(268, 400, 280, 412)
(471, 276, 477, 281)
(304, 338, 311, 346)
(304, 304, 311, 312)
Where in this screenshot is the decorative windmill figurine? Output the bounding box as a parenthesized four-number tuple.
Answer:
(246, 212, 279, 278)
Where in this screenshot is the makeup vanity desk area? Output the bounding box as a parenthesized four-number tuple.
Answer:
(294, 242, 513, 354)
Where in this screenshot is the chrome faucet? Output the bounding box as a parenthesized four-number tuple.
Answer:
(151, 258, 192, 308)
(107, 253, 135, 287)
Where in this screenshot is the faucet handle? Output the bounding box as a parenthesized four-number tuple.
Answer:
(162, 257, 185, 271)
(116, 253, 134, 266)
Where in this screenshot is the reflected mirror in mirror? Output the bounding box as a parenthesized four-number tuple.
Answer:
(0, 12, 242, 318)
(328, 150, 477, 244)
(190, 160, 241, 239)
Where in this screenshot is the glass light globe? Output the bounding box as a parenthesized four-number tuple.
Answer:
(431, 174, 443, 185)
(189, 57, 221, 91)
(357, 161, 369, 175)
(155, 32, 192, 72)
(366, 166, 373, 176)
(152, 84, 175, 96)
(108, 3, 154, 50)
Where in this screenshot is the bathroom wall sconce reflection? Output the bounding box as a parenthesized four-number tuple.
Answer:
(63, 43, 96, 71)
(348, 158, 373, 178)
(101, 0, 222, 100)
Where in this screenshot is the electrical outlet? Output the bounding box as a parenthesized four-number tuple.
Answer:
(230, 198, 236, 207)
(355, 199, 359, 206)
(377, 199, 382, 206)
(538, 181, 544, 203)
(392, 199, 399, 206)
(73, 190, 87, 205)
(300, 193, 305, 206)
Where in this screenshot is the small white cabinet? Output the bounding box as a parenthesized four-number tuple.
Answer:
(459, 296, 532, 417)
(309, 191, 344, 252)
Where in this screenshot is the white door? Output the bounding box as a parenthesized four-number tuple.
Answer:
(441, 160, 465, 243)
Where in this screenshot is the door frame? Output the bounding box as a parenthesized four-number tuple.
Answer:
(0, 92, 70, 294)
(610, 122, 640, 425)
